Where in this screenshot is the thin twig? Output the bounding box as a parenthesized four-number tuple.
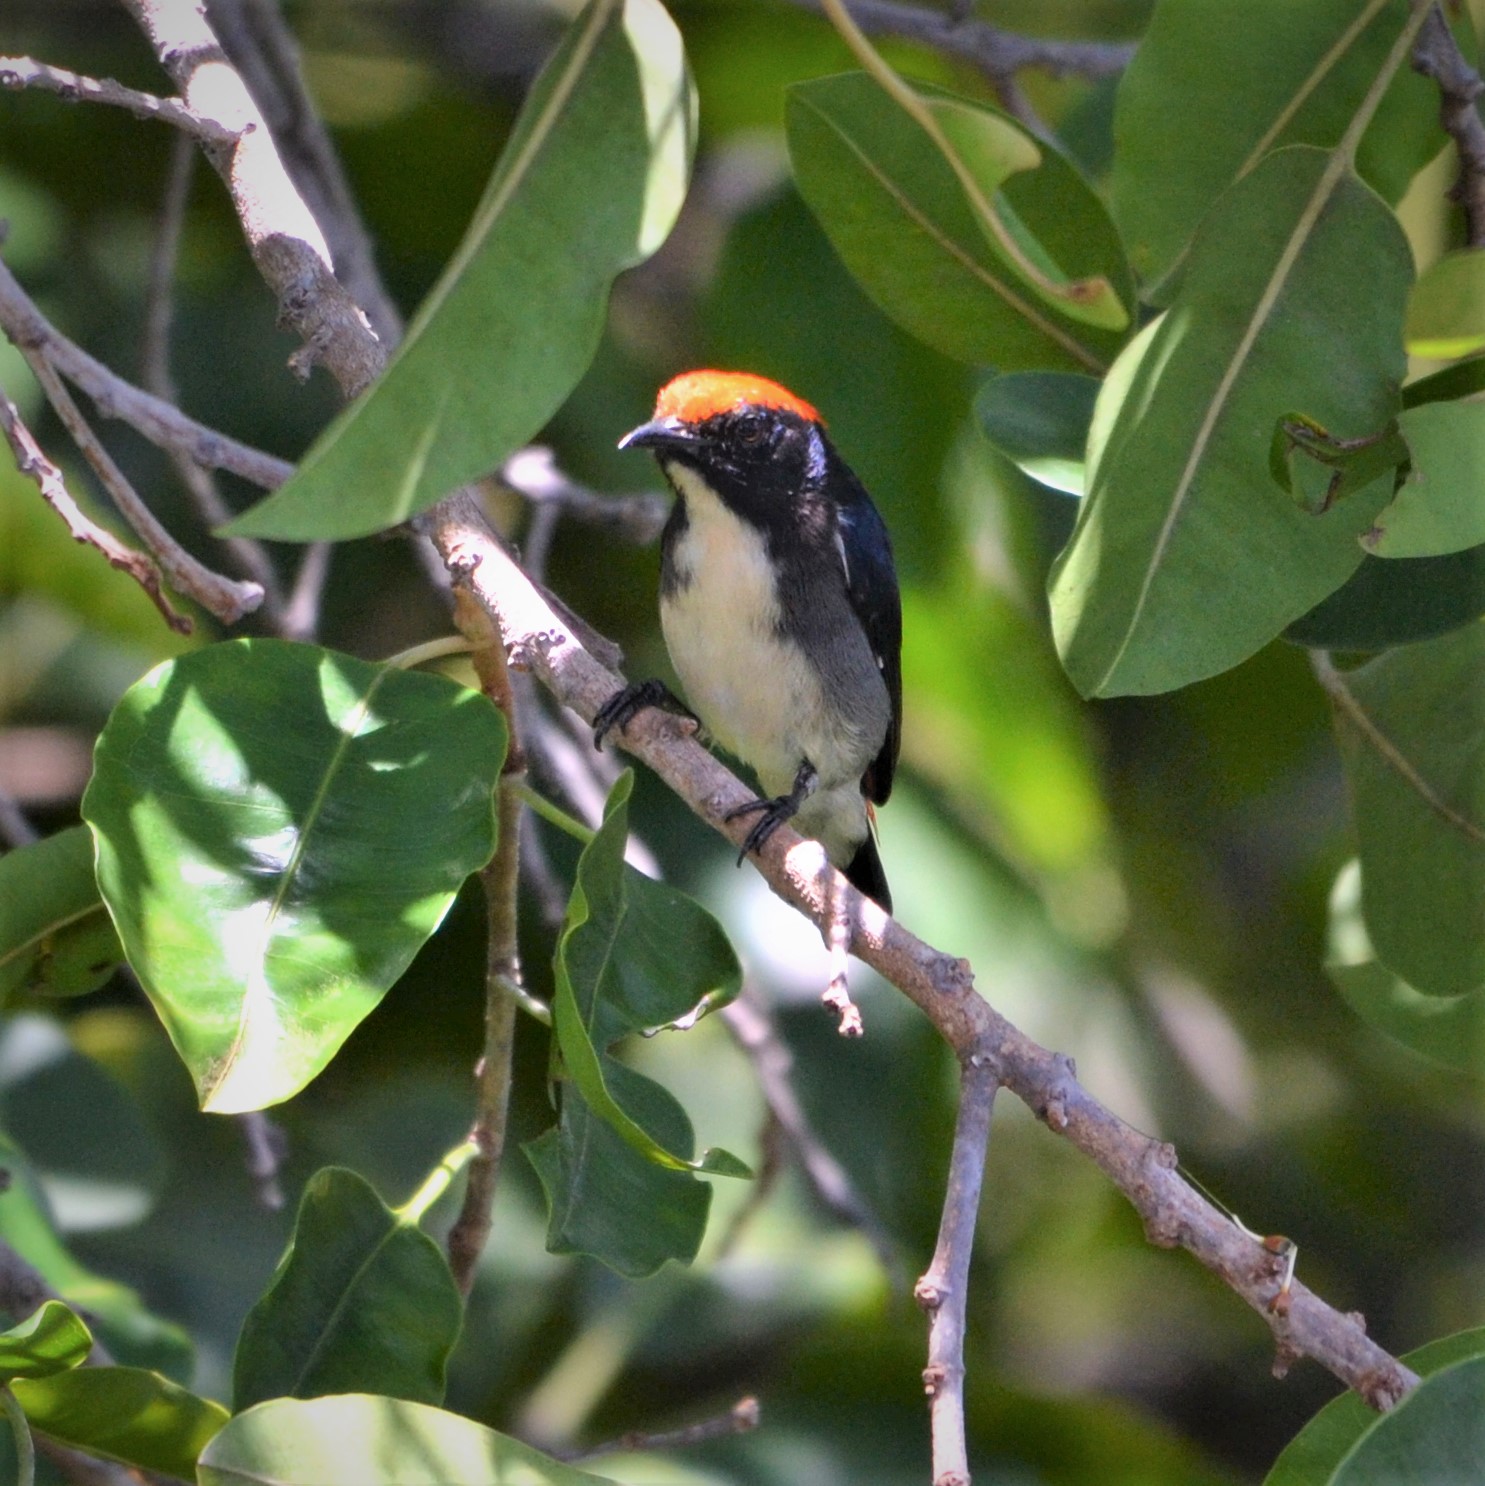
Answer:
(23, 356, 263, 624)
(915, 1052, 997, 1486)
(236, 1111, 286, 1212)
(0, 55, 240, 145)
(0, 386, 190, 634)
(1412, 3, 1485, 246)
(560, 1395, 761, 1464)
(502, 447, 671, 549)
(0, 254, 294, 490)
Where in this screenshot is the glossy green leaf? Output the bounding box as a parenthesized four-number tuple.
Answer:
(226, 0, 694, 540)
(974, 373, 1100, 496)
(1406, 248, 1485, 359)
(1333, 1356, 1485, 1483)
(1326, 859, 1485, 1073)
(1330, 628, 1485, 996)
(1265, 1328, 1485, 1484)
(787, 72, 1130, 373)
(1113, 0, 1450, 293)
(233, 1166, 462, 1411)
(1403, 355, 1485, 408)
(11, 1365, 227, 1479)
(1050, 147, 1410, 697)
(199, 1394, 619, 1485)
(83, 640, 504, 1113)
(532, 771, 744, 1275)
(0, 827, 121, 1001)
(1364, 401, 1485, 558)
(0, 1301, 91, 1381)
(1268, 413, 1407, 518)
(1284, 543, 1485, 649)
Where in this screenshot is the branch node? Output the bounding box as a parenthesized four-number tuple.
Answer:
(914, 1276, 945, 1314)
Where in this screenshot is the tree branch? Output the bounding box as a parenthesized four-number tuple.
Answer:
(1412, 3, 1485, 247)
(0, 54, 240, 145)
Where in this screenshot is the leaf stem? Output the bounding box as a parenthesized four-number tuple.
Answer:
(513, 780, 597, 844)
(384, 635, 472, 670)
(1, 1387, 33, 1486)
(400, 1139, 480, 1226)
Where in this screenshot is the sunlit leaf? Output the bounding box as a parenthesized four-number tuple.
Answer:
(787, 73, 1130, 373)
(227, 0, 694, 540)
(83, 640, 504, 1112)
(974, 372, 1100, 496)
(0, 1300, 91, 1381)
(1406, 248, 1485, 359)
(233, 1167, 463, 1410)
(1364, 401, 1485, 558)
(0, 827, 121, 1001)
(199, 1394, 620, 1485)
(1050, 147, 1410, 697)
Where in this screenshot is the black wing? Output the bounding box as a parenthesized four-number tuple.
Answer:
(835, 471, 902, 806)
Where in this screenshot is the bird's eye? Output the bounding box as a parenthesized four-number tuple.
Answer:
(735, 412, 767, 447)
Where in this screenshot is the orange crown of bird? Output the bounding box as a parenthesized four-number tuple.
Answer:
(653, 369, 823, 427)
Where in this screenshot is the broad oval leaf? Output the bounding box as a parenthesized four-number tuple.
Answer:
(1114, 0, 1452, 294)
(10, 1365, 228, 1480)
(233, 1166, 462, 1410)
(226, 0, 694, 541)
(83, 640, 504, 1112)
(974, 372, 1100, 495)
(0, 1300, 91, 1381)
(1364, 401, 1485, 558)
(0, 826, 121, 1001)
(1329, 628, 1485, 996)
(1333, 1356, 1485, 1483)
(199, 1393, 620, 1486)
(1406, 248, 1485, 359)
(1050, 146, 1411, 697)
(787, 72, 1130, 373)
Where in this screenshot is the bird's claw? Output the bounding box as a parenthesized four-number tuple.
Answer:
(724, 761, 818, 864)
(593, 679, 693, 750)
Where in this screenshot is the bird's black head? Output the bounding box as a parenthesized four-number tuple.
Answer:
(619, 370, 829, 527)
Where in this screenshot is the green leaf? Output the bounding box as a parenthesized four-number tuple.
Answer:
(1268, 413, 1407, 518)
(1050, 147, 1410, 697)
(83, 639, 504, 1112)
(1406, 248, 1485, 359)
(11, 1365, 227, 1480)
(531, 771, 745, 1275)
(1364, 401, 1485, 558)
(974, 372, 1100, 496)
(225, 0, 693, 541)
(199, 1394, 619, 1485)
(786, 73, 1130, 373)
(1329, 629, 1485, 996)
(1403, 355, 1485, 409)
(1265, 1327, 1485, 1485)
(1113, 0, 1450, 293)
(0, 827, 122, 1001)
(0, 1302, 91, 1381)
(1283, 543, 1485, 649)
(233, 1167, 462, 1410)
(1326, 859, 1485, 1073)
(1333, 1356, 1485, 1483)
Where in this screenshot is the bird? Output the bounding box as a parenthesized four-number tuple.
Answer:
(593, 369, 901, 912)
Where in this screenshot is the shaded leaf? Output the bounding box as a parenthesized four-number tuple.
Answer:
(1333, 1356, 1485, 1483)
(0, 827, 122, 1001)
(11, 1365, 227, 1480)
(1329, 629, 1485, 996)
(227, 0, 694, 540)
(1403, 355, 1485, 408)
(1406, 248, 1485, 359)
(974, 372, 1099, 496)
(787, 72, 1130, 372)
(83, 640, 504, 1112)
(1113, 0, 1449, 293)
(1326, 860, 1485, 1073)
(1050, 147, 1410, 697)
(199, 1393, 619, 1485)
(1268, 413, 1407, 517)
(1364, 401, 1485, 557)
(0, 1301, 91, 1381)
(233, 1167, 462, 1411)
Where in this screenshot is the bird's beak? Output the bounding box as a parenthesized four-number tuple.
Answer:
(618, 415, 696, 452)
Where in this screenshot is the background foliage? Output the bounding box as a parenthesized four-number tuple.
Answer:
(1, 0, 1483, 1482)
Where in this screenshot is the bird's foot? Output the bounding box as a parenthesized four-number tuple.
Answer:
(592, 679, 696, 750)
(725, 760, 819, 864)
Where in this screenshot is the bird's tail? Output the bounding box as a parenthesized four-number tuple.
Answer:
(844, 830, 891, 914)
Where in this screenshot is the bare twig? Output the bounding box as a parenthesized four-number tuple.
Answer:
(915, 1052, 997, 1486)
(0, 385, 190, 634)
(720, 988, 899, 1275)
(22, 356, 263, 624)
(561, 1395, 761, 1464)
(771, 0, 1135, 85)
(0, 254, 294, 491)
(1412, 3, 1485, 246)
(236, 1111, 287, 1211)
(0, 54, 240, 145)
(281, 538, 334, 641)
(502, 447, 671, 548)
